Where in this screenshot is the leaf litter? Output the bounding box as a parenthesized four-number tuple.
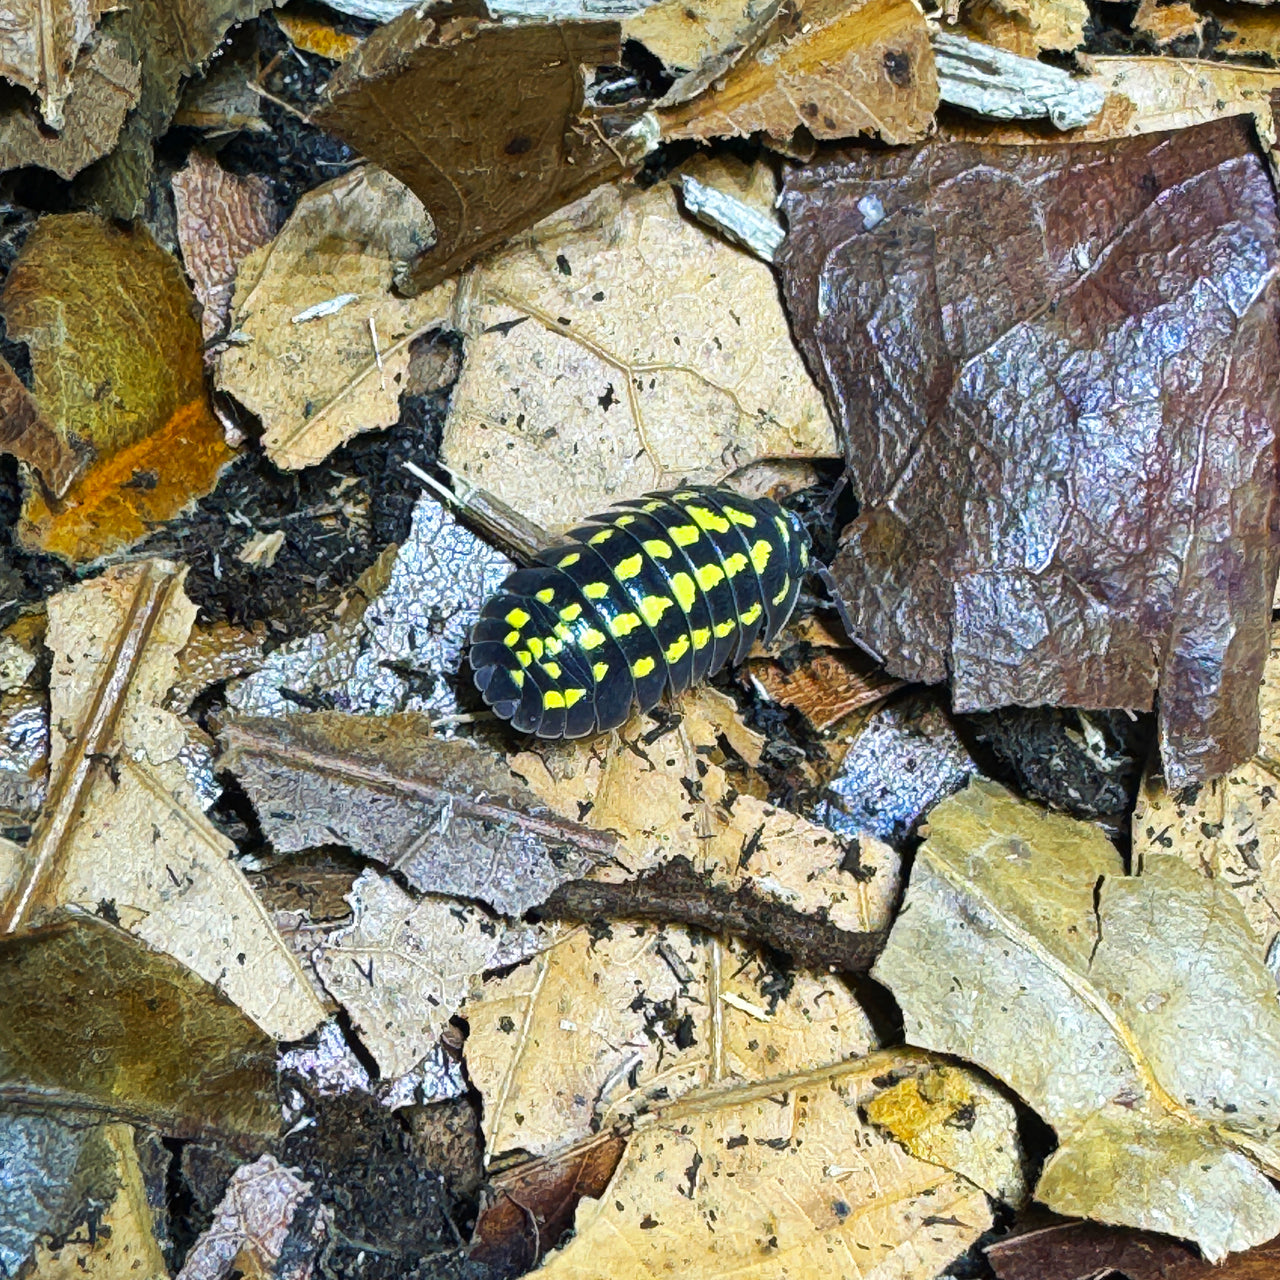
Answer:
(5, 1, 1280, 1276)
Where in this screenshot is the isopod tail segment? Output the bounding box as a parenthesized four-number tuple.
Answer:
(470, 485, 813, 740)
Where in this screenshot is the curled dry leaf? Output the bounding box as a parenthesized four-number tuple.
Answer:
(778, 117, 1280, 789)
(957, 0, 1088, 57)
(442, 161, 836, 530)
(218, 165, 453, 471)
(313, 2, 629, 296)
(534, 1050, 1022, 1279)
(874, 779, 1280, 1261)
(747, 646, 902, 731)
(311, 869, 543, 1079)
(226, 492, 511, 724)
(220, 712, 608, 917)
(658, 0, 937, 148)
(1132, 625, 1280, 960)
(0, 914, 277, 1140)
(0, 34, 140, 179)
(172, 151, 279, 349)
(0, 562, 327, 1041)
(274, 7, 365, 62)
(1, 214, 235, 562)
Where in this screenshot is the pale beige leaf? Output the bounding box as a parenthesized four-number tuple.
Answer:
(958, 0, 1088, 56)
(218, 165, 455, 470)
(313, 870, 542, 1079)
(623, 0, 772, 78)
(0, 563, 327, 1041)
(464, 922, 878, 1160)
(659, 0, 937, 147)
(27, 1124, 166, 1280)
(535, 1051, 1022, 1280)
(0, 0, 118, 128)
(873, 779, 1280, 1262)
(1133, 625, 1280, 961)
(441, 160, 837, 530)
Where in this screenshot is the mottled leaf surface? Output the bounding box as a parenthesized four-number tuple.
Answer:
(777, 117, 1280, 788)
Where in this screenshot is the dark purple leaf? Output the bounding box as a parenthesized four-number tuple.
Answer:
(777, 117, 1280, 787)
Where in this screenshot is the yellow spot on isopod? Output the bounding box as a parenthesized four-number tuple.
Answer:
(615, 553, 643, 580)
(670, 524, 699, 547)
(505, 607, 530, 628)
(632, 656, 656, 678)
(674, 490, 696, 501)
(609, 612, 642, 637)
(670, 573, 696, 612)
(741, 602, 762, 626)
(504, 630, 520, 647)
(772, 575, 790, 605)
(527, 637, 544, 659)
(557, 552, 581, 569)
(545, 636, 562, 655)
(559, 603, 582, 622)
(544, 690, 565, 709)
(713, 618, 736, 638)
(775, 515, 790, 541)
(800, 543, 809, 568)
(692, 627, 710, 649)
(592, 662, 609, 680)
(543, 661, 562, 679)
(694, 562, 723, 591)
(564, 688, 586, 707)
(581, 628, 606, 650)
(554, 622, 571, 640)
(517, 650, 532, 666)
(588, 528, 614, 545)
(723, 552, 747, 577)
(642, 539, 672, 559)
(510, 670, 524, 688)
(688, 504, 730, 534)
(639, 595, 672, 627)
(584, 582, 609, 599)
(665, 634, 690, 664)
(643, 500, 665, 512)
(750, 539, 771, 572)
(724, 506, 756, 528)
(616, 514, 636, 526)
(535, 588, 555, 604)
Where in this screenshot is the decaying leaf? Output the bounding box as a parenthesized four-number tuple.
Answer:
(464, 921, 879, 1160)
(172, 151, 279, 349)
(778, 117, 1280, 789)
(217, 165, 453, 470)
(168, 621, 266, 714)
(0, 355, 83, 498)
(311, 870, 542, 1078)
(0, 914, 277, 1140)
(958, 0, 1088, 56)
(1132, 625, 1280, 960)
(313, 2, 633, 296)
(442, 161, 837, 530)
(220, 713, 608, 917)
(1203, 6, 1280, 62)
(623, 0, 773, 84)
(874, 779, 1280, 1261)
(25, 1122, 168, 1280)
(1, 214, 235, 562)
(226, 492, 511, 723)
(0, 562, 327, 1042)
(0, 0, 118, 128)
(533, 1050, 1022, 1279)
(171, 26, 265, 135)
(274, 6, 365, 62)
(747, 645, 902, 731)
(175, 1155, 329, 1280)
(658, 0, 937, 148)
(0, 34, 140, 179)
(1132, 0, 1202, 45)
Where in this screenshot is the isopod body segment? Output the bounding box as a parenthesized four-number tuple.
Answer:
(470, 486, 811, 738)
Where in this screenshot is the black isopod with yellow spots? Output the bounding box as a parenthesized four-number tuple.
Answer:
(470, 485, 811, 738)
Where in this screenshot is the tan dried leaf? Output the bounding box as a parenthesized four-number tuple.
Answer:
(173, 151, 279, 348)
(958, 0, 1088, 56)
(1133, 625, 1280, 959)
(1132, 0, 1203, 44)
(313, 5, 627, 295)
(218, 165, 454, 470)
(0, 0, 118, 128)
(624, 0, 775, 80)
(275, 7, 364, 61)
(658, 0, 938, 147)
(442, 162, 836, 530)
(0, 34, 140, 179)
(874, 779, 1280, 1262)
(747, 649, 903, 731)
(0, 355, 83, 497)
(313, 869, 542, 1078)
(464, 922, 879, 1160)
(1, 214, 235, 562)
(535, 1050, 1022, 1279)
(1205, 3, 1280, 61)
(27, 1124, 167, 1280)
(0, 563, 327, 1042)
(168, 621, 266, 713)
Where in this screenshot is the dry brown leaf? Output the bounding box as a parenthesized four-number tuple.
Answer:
(957, 0, 1088, 56)
(0, 355, 83, 498)
(0, 34, 140, 179)
(168, 621, 266, 713)
(747, 648, 904, 731)
(312, 869, 542, 1078)
(534, 1050, 1022, 1279)
(1, 214, 234, 562)
(1132, 0, 1203, 44)
(275, 6, 364, 61)
(218, 165, 454, 470)
(624, 0, 775, 82)
(27, 1123, 167, 1280)
(1133, 625, 1280, 960)
(219, 712, 608, 917)
(171, 27, 265, 135)
(173, 152, 279, 349)
(1204, 3, 1280, 60)
(442, 160, 836, 530)
(313, 3, 630, 296)
(0, 0, 119, 128)
(0, 562, 327, 1042)
(464, 921, 879, 1161)
(658, 0, 937, 147)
